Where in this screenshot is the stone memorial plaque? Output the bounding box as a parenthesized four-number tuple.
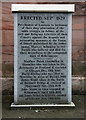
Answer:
(12, 4, 75, 106)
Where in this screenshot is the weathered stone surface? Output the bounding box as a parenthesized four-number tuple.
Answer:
(72, 61, 86, 76)
(2, 78, 14, 95)
(2, 62, 14, 77)
(72, 45, 84, 61)
(72, 77, 85, 94)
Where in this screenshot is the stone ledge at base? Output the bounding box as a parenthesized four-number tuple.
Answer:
(11, 102, 75, 108)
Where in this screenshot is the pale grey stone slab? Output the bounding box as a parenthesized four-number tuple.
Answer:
(14, 12, 73, 104)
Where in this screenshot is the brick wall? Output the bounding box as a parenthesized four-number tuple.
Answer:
(1, 2, 86, 94)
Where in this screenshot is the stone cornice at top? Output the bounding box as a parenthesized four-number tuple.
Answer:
(11, 4, 75, 12)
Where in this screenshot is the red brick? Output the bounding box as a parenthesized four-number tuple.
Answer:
(2, 2, 16, 14)
(2, 3, 11, 14)
(2, 21, 14, 30)
(2, 30, 14, 45)
(2, 54, 14, 62)
(0, 30, 2, 45)
(2, 45, 14, 54)
(84, 16, 86, 29)
(72, 16, 84, 30)
(72, 30, 84, 46)
(2, 13, 14, 22)
(2, 14, 14, 30)
(0, 20, 2, 30)
(0, 6, 2, 30)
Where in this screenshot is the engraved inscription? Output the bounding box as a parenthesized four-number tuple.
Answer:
(17, 13, 68, 103)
